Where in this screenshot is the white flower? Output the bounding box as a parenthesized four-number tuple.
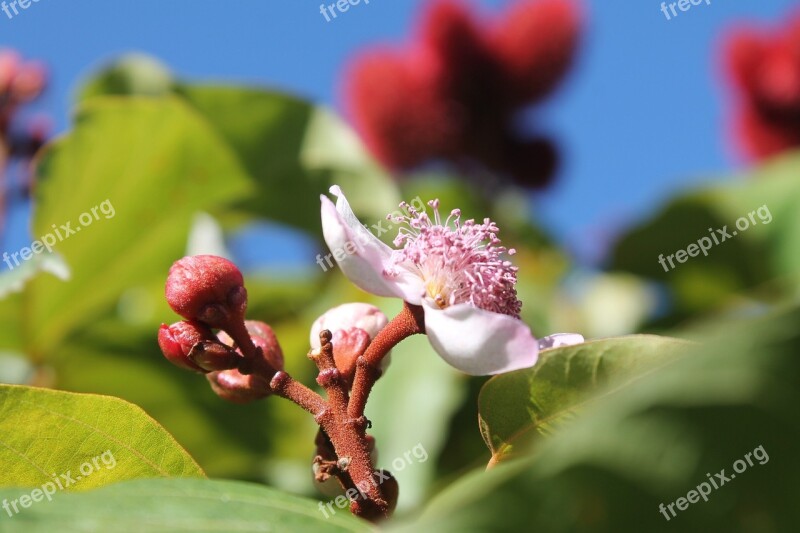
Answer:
(320, 186, 547, 375)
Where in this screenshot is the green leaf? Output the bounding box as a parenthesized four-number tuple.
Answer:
(478, 335, 688, 466)
(79, 55, 402, 233)
(0, 478, 374, 532)
(50, 321, 297, 481)
(77, 54, 175, 101)
(0, 385, 204, 489)
(394, 306, 800, 532)
(611, 151, 800, 315)
(22, 97, 251, 356)
(176, 85, 401, 233)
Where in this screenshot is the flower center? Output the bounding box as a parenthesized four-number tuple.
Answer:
(386, 199, 522, 318)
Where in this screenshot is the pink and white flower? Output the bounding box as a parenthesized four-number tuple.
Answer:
(320, 185, 551, 375)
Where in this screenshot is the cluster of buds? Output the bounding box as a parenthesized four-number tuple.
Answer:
(343, 0, 582, 190)
(158, 255, 284, 403)
(722, 11, 800, 161)
(158, 254, 400, 520)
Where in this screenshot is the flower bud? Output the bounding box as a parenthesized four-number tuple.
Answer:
(165, 255, 247, 330)
(309, 303, 388, 348)
(218, 320, 284, 376)
(310, 304, 389, 383)
(206, 369, 271, 404)
(157, 320, 215, 373)
(374, 470, 398, 514)
(188, 341, 241, 372)
(329, 328, 371, 383)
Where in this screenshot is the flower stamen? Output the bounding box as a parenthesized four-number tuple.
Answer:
(387, 200, 522, 318)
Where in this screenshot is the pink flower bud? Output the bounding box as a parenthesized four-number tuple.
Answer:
(309, 303, 388, 349)
(310, 304, 389, 383)
(157, 320, 215, 373)
(165, 255, 247, 330)
(329, 328, 371, 383)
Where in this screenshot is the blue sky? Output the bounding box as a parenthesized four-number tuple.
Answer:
(2, 0, 796, 265)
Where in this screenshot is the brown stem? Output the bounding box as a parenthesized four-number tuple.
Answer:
(269, 371, 326, 416)
(261, 308, 424, 522)
(348, 302, 425, 420)
(310, 330, 350, 417)
(312, 330, 388, 520)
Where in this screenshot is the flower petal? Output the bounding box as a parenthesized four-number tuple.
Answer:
(537, 333, 585, 351)
(423, 302, 538, 375)
(320, 192, 398, 297)
(321, 186, 425, 302)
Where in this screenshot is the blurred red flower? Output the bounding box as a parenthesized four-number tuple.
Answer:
(722, 12, 800, 161)
(342, 0, 582, 190)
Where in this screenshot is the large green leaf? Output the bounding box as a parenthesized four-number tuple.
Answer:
(50, 314, 325, 486)
(393, 305, 800, 532)
(77, 54, 175, 101)
(18, 97, 251, 357)
(0, 478, 374, 532)
(79, 56, 403, 233)
(176, 84, 400, 232)
(611, 151, 800, 316)
(478, 336, 687, 466)
(0, 385, 203, 489)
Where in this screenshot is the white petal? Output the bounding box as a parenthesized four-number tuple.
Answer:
(329, 185, 394, 258)
(537, 333, 585, 351)
(320, 193, 398, 297)
(321, 187, 425, 302)
(423, 302, 539, 375)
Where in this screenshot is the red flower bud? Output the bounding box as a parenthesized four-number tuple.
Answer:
(206, 369, 272, 404)
(165, 255, 247, 330)
(157, 320, 213, 373)
(217, 320, 284, 377)
(189, 341, 241, 373)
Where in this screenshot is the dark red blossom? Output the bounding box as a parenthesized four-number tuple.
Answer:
(722, 12, 800, 161)
(342, 0, 582, 190)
